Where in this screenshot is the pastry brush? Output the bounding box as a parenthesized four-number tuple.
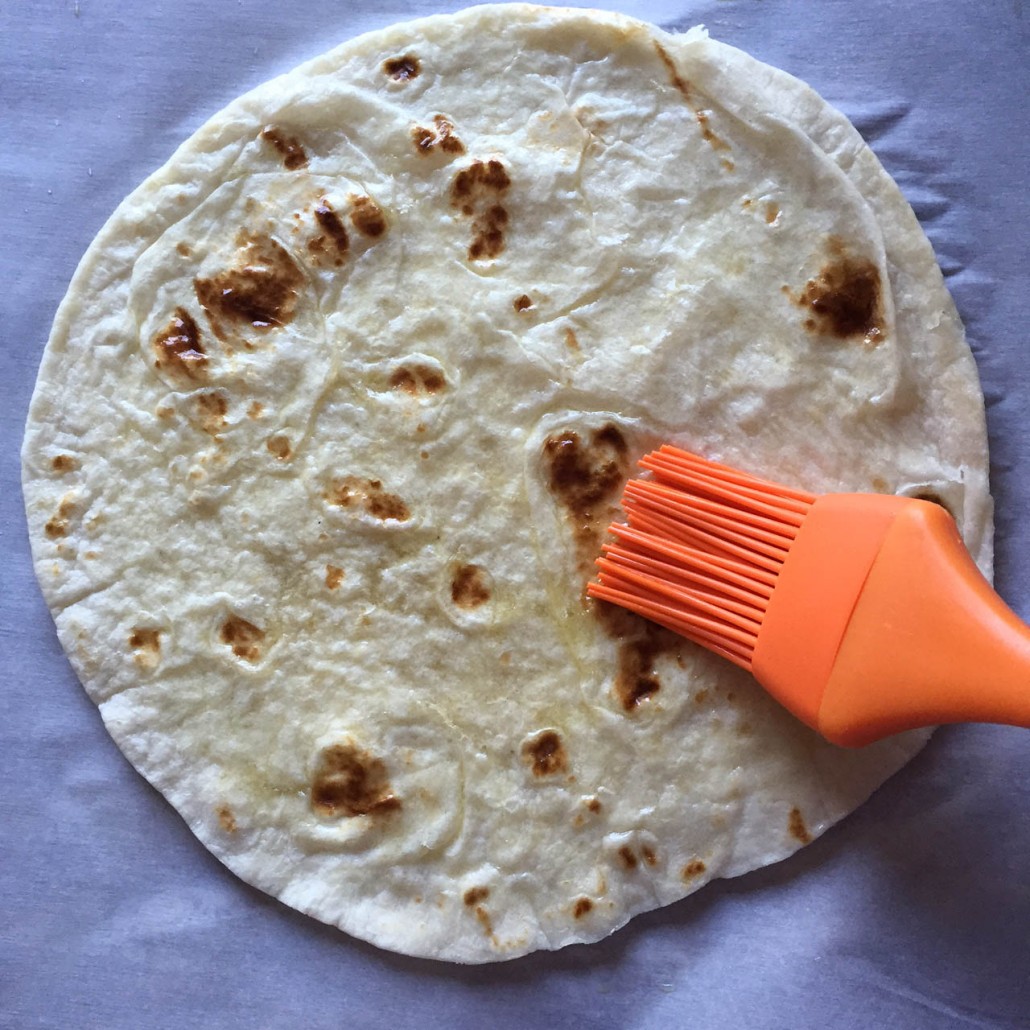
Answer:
(587, 445, 1030, 747)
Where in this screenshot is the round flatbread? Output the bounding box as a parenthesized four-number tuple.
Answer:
(22, 5, 990, 962)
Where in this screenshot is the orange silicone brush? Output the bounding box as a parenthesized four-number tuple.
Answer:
(588, 445, 1030, 747)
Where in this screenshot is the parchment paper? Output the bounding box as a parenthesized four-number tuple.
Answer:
(2, 2, 1028, 1027)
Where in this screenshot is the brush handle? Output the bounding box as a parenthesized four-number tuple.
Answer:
(815, 500, 1030, 747)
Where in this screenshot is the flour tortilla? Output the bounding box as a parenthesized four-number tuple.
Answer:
(22, 5, 991, 962)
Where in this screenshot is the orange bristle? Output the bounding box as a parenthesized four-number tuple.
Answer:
(588, 446, 815, 670)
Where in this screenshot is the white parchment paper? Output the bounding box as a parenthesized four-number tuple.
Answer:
(2, 2, 1028, 1027)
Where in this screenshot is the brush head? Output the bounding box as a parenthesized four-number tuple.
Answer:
(587, 446, 815, 669)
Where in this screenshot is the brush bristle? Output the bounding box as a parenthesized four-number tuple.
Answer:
(588, 446, 815, 669)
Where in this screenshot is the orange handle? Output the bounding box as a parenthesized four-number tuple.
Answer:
(817, 501, 1030, 747)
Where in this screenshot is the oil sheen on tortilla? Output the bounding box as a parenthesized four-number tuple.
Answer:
(22, 5, 991, 962)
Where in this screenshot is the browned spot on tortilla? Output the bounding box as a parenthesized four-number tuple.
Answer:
(474, 906, 493, 936)
(451, 564, 491, 609)
(542, 423, 682, 713)
(615, 640, 663, 709)
(195, 233, 303, 341)
(349, 194, 387, 238)
(412, 114, 465, 156)
(260, 126, 308, 170)
(871, 476, 889, 493)
(128, 627, 161, 653)
(219, 614, 265, 662)
(196, 391, 228, 435)
(325, 564, 344, 590)
(720, 158, 735, 172)
(654, 42, 733, 161)
(247, 401, 263, 419)
(789, 807, 812, 845)
(420, 450, 429, 460)
(389, 364, 446, 395)
(311, 742, 401, 818)
(156, 406, 174, 420)
(542, 423, 629, 576)
(586, 798, 601, 813)
(682, 859, 706, 879)
(513, 294, 533, 312)
(641, 845, 657, 867)
(266, 435, 291, 460)
(618, 846, 638, 870)
(176, 242, 191, 257)
(216, 804, 237, 833)
(765, 201, 780, 224)
(51, 454, 77, 474)
(469, 205, 508, 260)
(307, 198, 350, 266)
(153, 307, 207, 381)
(450, 159, 511, 261)
(696, 109, 731, 151)
(653, 41, 691, 101)
(522, 730, 568, 777)
(743, 198, 754, 209)
(463, 886, 490, 906)
(415, 422, 426, 434)
(593, 600, 681, 713)
(694, 689, 710, 705)
(44, 496, 77, 539)
(383, 54, 420, 80)
(573, 898, 593, 919)
(796, 237, 884, 342)
(325, 476, 410, 521)
(563, 327, 580, 352)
